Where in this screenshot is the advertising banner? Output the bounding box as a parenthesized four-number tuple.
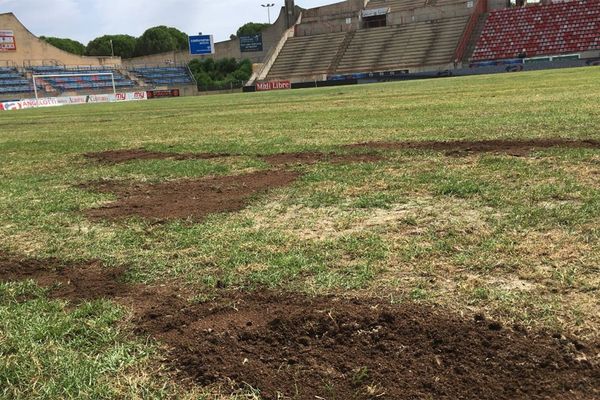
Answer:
(0, 29, 16, 51)
(240, 34, 263, 53)
(362, 8, 389, 18)
(0, 91, 148, 111)
(256, 81, 291, 92)
(189, 35, 215, 55)
(146, 89, 180, 99)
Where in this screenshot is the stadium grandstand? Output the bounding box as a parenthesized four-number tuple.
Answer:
(1, 0, 599, 101)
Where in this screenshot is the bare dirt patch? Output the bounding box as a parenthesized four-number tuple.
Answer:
(1, 253, 598, 400)
(84, 149, 231, 164)
(0, 252, 128, 302)
(81, 170, 299, 222)
(346, 139, 600, 157)
(261, 152, 384, 166)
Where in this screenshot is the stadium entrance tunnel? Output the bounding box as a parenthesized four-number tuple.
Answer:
(1, 252, 599, 400)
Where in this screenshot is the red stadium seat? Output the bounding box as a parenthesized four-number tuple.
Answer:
(472, 0, 600, 61)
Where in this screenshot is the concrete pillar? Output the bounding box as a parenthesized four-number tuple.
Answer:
(285, 0, 296, 28)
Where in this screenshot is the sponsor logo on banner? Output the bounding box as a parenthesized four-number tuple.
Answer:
(189, 35, 215, 55)
(362, 8, 389, 18)
(240, 34, 263, 53)
(256, 81, 291, 92)
(1, 101, 21, 111)
(0, 91, 148, 111)
(146, 89, 180, 99)
(0, 29, 16, 51)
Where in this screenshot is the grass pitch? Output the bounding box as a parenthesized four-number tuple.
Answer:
(1, 67, 599, 399)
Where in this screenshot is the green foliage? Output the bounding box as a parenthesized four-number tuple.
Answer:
(86, 35, 137, 58)
(134, 26, 188, 57)
(188, 58, 253, 90)
(40, 36, 86, 56)
(236, 22, 270, 37)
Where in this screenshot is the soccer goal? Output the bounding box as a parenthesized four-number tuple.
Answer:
(32, 72, 117, 101)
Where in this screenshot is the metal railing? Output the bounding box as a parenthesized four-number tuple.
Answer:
(454, 0, 487, 62)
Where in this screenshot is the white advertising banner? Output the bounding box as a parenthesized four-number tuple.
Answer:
(0, 29, 16, 51)
(0, 91, 148, 111)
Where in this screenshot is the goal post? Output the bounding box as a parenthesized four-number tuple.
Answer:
(32, 72, 116, 102)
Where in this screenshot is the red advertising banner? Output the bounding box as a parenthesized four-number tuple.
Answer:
(146, 89, 180, 99)
(256, 81, 291, 92)
(0, 30, 16, 51)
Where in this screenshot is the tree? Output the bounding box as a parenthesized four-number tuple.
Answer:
(166, 27, 189, 51)
(40, 36, 86, 56)
(87, 35, 137, 58)
(188, 58, 253, 90)
(236, 23, 270, 38)
(135, 26, 188, 56)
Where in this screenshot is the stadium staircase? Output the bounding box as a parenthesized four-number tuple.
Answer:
(472, 0, 600, 61)
(462, 13, 488, 63)
(327, 31, 356, 74)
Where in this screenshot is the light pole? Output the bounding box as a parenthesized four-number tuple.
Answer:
(262, 3, 275, 24)
(109, 39, 114, 57)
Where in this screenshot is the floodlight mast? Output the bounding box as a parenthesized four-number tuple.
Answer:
(32, 72, 116, 106)
(262, 3, 276, 24)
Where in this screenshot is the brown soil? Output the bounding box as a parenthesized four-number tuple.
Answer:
(81, 170, 299, 222)
(0, 252, 128, 302)
(1, 253, 598, 400)
(84, 149, 230, 164)
(346, 139, 600, 157)
(261, 152, 385, 166)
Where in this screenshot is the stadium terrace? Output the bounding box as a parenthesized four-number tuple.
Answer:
(0, 0, 599, 105)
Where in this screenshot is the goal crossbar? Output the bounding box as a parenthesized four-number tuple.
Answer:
(32, 72, 116, 101)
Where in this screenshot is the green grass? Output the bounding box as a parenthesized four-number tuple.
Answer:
(1, 67, 600, 398)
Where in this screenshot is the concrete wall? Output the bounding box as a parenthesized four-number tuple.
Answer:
(388, 1, 475, 25)
(0, 13, 120, 67)
(296, 0, 366, 36)
(123, 7, 301, 67)
(294, 0, 473, 36)
(487, 0, 510, 10)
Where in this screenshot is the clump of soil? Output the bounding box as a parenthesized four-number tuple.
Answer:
(346, 139, 600, 157)
(1, 252, 598, 399)
(137, 292, 599, 400)
(261, 152, 385, 166)
(0, 252, 128, 301)
(81, 170, 299, 222)
(85, 149, 231, 164)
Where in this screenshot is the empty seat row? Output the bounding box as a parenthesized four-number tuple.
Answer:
(336, 16, 469, 73)
(129, 66, 194, 85)
(267, 32, 348, 79)
(0, 67, 34, 94)
(472, 0, 600, 61)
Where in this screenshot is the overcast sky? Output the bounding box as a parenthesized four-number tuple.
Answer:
(1, 0, 333, 44)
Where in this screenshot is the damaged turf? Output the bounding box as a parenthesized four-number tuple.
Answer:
(1, 253, 598, 400)
(81, 170, 299, 222)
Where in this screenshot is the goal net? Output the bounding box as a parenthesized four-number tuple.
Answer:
(32, 72, 116, 101)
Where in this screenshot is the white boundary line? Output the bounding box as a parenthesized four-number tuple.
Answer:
(32, 72, 116, 104)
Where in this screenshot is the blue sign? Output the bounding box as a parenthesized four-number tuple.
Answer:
(240, 34, 263, 53)
(189, 35, 214, 55)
